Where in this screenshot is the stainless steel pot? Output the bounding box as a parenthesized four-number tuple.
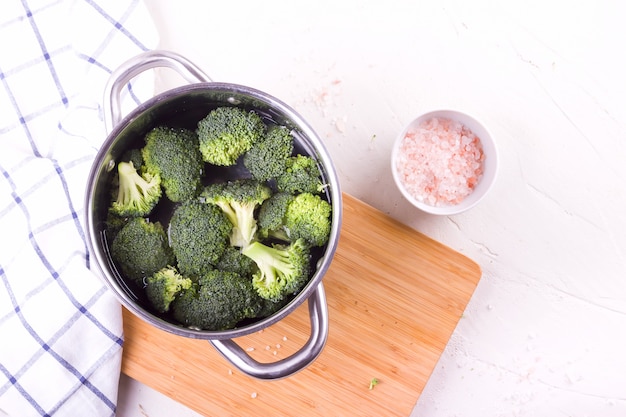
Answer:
(84, 50, 342, 380)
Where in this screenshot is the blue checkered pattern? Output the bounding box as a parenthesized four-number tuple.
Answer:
(0, 1, 157, 416)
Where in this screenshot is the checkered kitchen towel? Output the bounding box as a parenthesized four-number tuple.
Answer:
(0, 1, 157, 416)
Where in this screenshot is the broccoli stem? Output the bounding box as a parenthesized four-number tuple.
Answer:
(242, 241, 295, 300)
(215, 201, 258, 248)
(231, 202, 258, 248)
(244, 242, 292, 282)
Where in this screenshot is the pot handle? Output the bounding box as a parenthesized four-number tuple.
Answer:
(210, 283, 329, 380)
(103, 50, 212, 133)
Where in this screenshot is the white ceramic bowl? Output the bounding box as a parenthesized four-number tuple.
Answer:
(391, 109, 498, 215)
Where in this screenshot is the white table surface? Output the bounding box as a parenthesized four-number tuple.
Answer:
(117, 0, 626, 416)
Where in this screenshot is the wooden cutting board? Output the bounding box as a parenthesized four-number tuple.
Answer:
(121, 193, 481, 416)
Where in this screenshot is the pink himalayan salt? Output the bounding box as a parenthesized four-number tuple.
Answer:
(396, 117, 484, 207)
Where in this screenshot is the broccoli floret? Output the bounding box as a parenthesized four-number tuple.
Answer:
(104, 210, 129, 243)
(284, 192, 332, 247)
(142, 126, 204, 203)
(241, 238, 311, 303)
(145, 266, 193, 313)
(256, 192, 294, 241)
(276, 155, 326, 194)
(120, 148, 144, 169)
(257, 297, 290, 319)
(369, 377, 380, 390)
(110, 217, 174, 283)
(171, 270, 263, 330)
(168, 200, 232, 277)
(200, 179, 272, 248)
(216, 245, 257, 277)
(243, 125, 294, 181)
(196, 107, 265, 166)
(257, 192, 331, 247)
(110, 161, 161, 217)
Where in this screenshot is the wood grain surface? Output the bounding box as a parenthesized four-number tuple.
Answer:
(121, 193, 481, 416)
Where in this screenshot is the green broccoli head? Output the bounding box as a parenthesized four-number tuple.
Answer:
(110, 217, 174, 284)
(243, 125, 294, 182)
(276, 155, 327, 194)
(216, 245, 257, 277)
(168, 200, 232, 277)
(256, 192, 294, 241)
(120, 148, 144, 169)
(200, 179, 272, 248)
(104, 210, 129, 243)
(196, 107, 265, 166)
(145, 266, 193, 313)
(241, 238, 311, 303)
(142, 126, 204, 203)
(171, 270, 263, 330)
(284, 192, 332, 247)
(256, 297, 290, 319)
(110, 161, 161, 217)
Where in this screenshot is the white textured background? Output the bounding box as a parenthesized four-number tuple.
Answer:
(118, 0, 626, 416)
